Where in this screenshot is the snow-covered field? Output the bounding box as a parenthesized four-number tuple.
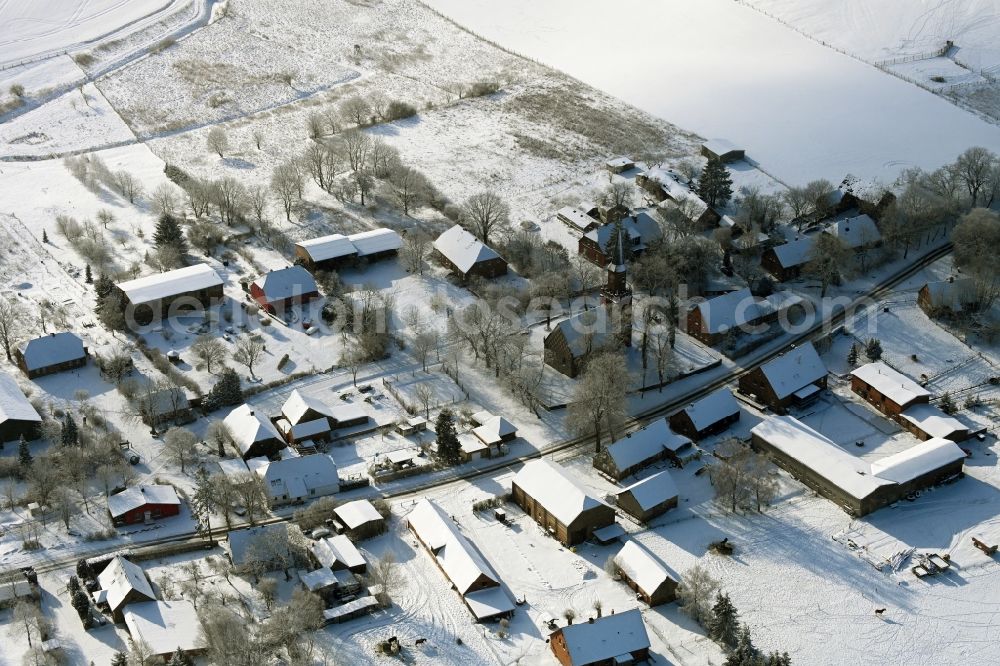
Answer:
(422, 0, 1000, 185)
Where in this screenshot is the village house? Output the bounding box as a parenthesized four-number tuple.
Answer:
(615, 470, 679, 522)
(224, 404, 287, 460)
(760, 235, 816, 282)
(294, 228, 402, 271)
(668, 388, 740, 441)
(472, 414, 517, 447)
(544, 307, 628, 378)
(275, 389, 338, 445)
(407, 498, 515, 622)
(918, 278, 979, 317)
(823, 213, 882, 251)
(107, 485, 181, 526)
(549, 607, 651, 666)
(311, 534, 367, 574)
(115, 264, 224, 325)
(556, 206, 601, 233)
(123, 600, 205, 661)
(751, 416, 966, 516)
(701, 138, 745, 163)
(334, 499, 385, 540)
(635, 166, 690, 200)
(738, 342, 827, 413)
(15, 332, 88, 379)
(850, 361, 931, 419)
(613, 540, 678, 605)
(593, 419, 692, 480)
(899, 403, 970, 442)
(252, 453, 340, 507)
(686, 288, 764, 346)
(605, 156, 635, 174)
(578, 213, 661, 267)
(433, 225, 508, 280)
(0, 372, 42, 443)
(511, 459, 615, 546)
(94, 556, 156, 622)
(250, 265, 320, 315)
(228, 523, 294, 571)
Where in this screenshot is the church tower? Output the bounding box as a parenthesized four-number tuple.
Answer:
(600, 223, 633, 347)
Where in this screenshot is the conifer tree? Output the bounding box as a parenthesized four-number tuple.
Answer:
(85, 264, 93, 284)
(111, 652, 128, 666)
(61, 414, 79, 447)
(71, 587, 91, 620)
(698, 157, 734, 208)
(940, 391, 957, 415)
(167, 648, 193, 666)
(847, 343, 858, 366)
(18, 435, 32, 468)
(709, 592, 740, 648)
(724, 625, 757, 666)
(42, 229, 49, 244)
(153, 213, 188, 255)
(864, 337, 883, 362)
(76, 558, 93, 581)
(435, 408, 461, 465)
(203, 368, 243, 411)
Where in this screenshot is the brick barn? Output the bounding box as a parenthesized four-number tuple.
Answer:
(250, 265, 320, 314)
(738, 342, 827, 413)
(511, 459, 615, 547)
(549, 608, 650, 666)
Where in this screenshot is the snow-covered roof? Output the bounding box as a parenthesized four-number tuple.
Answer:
(557, 206, 598, 231)
(899, 404, 967, 439)
(296, 233, 357, 262)
(921, 278, 978, 311)
(553, 607, 650, 664)
(677, 388, 740, 433)
(348, 228, 402, 256)
(218, 457, 250, 478)
(330, 402, 367, 426)
(117, 264, 222, 305)
(18, 332, 86, 371)
(97, 556, 155, 613)
(107, 485, 180, 519)
(751, 416, 892, 500)
(257, 454, 338, 500)
(386, 447, 419, 464)
(770, 236, 816, 269)
(433, 225, 501, 273)
(617, 470, 678, 511)
(549, 308, 614, 357)
(703, 138, 741, 156)
(460, 435, 489, 455)
(464, 586, 516, 621)
(758, 291, 806, 319)
(869, 438, 966, 484)
(223, 404, 283, 456)
(252, 265, 318, 303)
(0, 372, 41, 425)
(694, 288, 762, 334)
(851, 362, 930, 406)
(299, 568, 338, 592)
(408, 499, 506, 598)
(471, 410, 493, 426)
(606, 156, 634, 168)
(826, 213, 881, 249)
(277, 416, 330, 440)
(334, 499, 383, 531)
(614, 540, 676, 595)
(311, 534, 365, 571)
(323, 596, 379, 622)
(122, 601, 204, 657)
(472, 415, 517, 445)
(282, 389, 336, 425)
(512, 459, 610, 526)
(583, 214, 663, 252)
(227, 523, 291, 567)
(604, 419, 691, 473)
(758, 343, 827, 400)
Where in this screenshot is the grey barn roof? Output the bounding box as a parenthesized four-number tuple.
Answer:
(19, 332, 86, 371)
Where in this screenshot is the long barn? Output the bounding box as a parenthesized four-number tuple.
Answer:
(512, 459, 615, 546)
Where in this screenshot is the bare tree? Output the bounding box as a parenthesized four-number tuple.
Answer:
(232, 335, 266, 379)
(151, 183, 180, 216)
(191, 334, 227, 373)
(247, 184, 268, 228)
(675, 565, 720, 627)
(0, 297, 28, 361)
(306, 112, 326, 140)
(601, 181, 634, 211)
(113, 170, 143, 203)
(368, 92, 389, 121)
(302, 142, 341, 192)
(709, 439, 753, 512)
(566, 352, 630, 452)
(231, 472, 269, 524)
(52, 486, 78, 530)
(806, 233, 852, 297)
(386, 165, 427, 216)
(252, 129, 264, 150)
(185, 178, 214, 219)
(163, 427, 199, 474)
(340, 95, 372, 126)
(366, 551, 400, 608)
(463, 191, 510, 245)
(414, 383, 433, 419)
(367, 137, 398, 177)
(271, 162, 302, 221)
(412, 331, 437, 372)
(207, 127, 229, 158)
(258, 577, 279, 611)
(95, 463, 119, 497)
(11, 599, 42, 648)
(341, 128, 371, 172)
(955, 146, 996, 207)
(400, 230, 431, 274)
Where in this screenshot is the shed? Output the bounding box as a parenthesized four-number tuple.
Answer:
(347, 228, 402, 259)
(701, 139, 745, 163)
(613, 540, 678, 605)
(250, 265, 320, 314)
(557, 206, 600, 233)
(334, 499, 385, 540)
(16, 332, 88, 378)
(605, 156, 635, 173)
(294, 233, 358, 270)
(616, 471, 679, 522)
(116, 264, 223, 324)
(323, 596, 379, 624)
(472, 415, 517, 446)
(311, 534, 367, 573)
(669, 388, 740, 440)
(433, 225, 508, 280)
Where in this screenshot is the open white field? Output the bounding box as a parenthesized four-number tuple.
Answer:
(423, 0, 1000, 185)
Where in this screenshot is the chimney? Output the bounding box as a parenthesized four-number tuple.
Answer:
(249, 410, 254, 416)
(588, 617, 595, 624)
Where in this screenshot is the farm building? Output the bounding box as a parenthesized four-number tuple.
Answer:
(899, 403, 969, 442)
(294, 228, 402, 271)
(334, 499, 385, 540)
(686, 288, 764, 346)
(253, 453, 339, 507)
(228, 523, 294, 570)
(738, 342, 827, 413)
(459, 434, 497, 462)
(275, 389, 340, 444)
(94, 556, 156, 622)
(250, 265, 320, 314)
(323, 596, 380, 624)
(593, 419, 692, 480)
(472, 414, 517, 446)
(760, 236, 815, 282)
(347, 228, 402, 261)
(311, 534, 367, 574)
(751, 416, 965, 516)
(850, 361, 931, 419)
(407, 499, 515, 622)
(224, 404, 287, 460)
(0, 372, 42, 442)
(115, 264, 224, 324)
(433, 225, 508, 280)
(613, 540, 678, 606)
(15, 332, 88, 378)
(701, 138, 745, 162)
(636, 166, 691, 200)
(578, 213, 661, 267)
(557, 206, 600, 233)
(298, 568, 340, 601)
(123, 600, 205, 660)
(824, 213, 882, 250)
(605, 156, 635, 173)
(616, 470, 679, 522)
(107, 485, 181, 526)
(549, 607, 651, 666)
(544, 307, 627, 378)
(918, 278, 979, 316)
(511, 459, 615, 546)
(668, 388, 740, 440)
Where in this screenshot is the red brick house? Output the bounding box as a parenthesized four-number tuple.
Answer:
(549, 608, 650, 666)
(738, 342, 827, 413)
(849, 361, 931, 419)
(107, 485, 181, 526)
(250, 265, 320, 314)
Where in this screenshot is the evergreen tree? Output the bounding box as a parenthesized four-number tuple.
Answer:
(42, 229, 49, 244)
(724, 625, 758, 666)
(153, 213, 189, 255)
(76, 558, 94, 581)
(94, 273, 115, 300)
(203, 368, 243, 411)
(698, 157, 734, 208)
(67, 575, 81, 595)
(847, 343, 858, 366)
(435, 408, 461, 465)
(603, 218, 628, 266)
(940, 391, 957, 415)
(111, 652, 128, 666)
(18, 435, 32, 468)
(864, 337, 883, 362)
(167, 648, 192, 666)
(85, 264, 93, 284)
(709, 592, 740, 647)
(61, 414, 79, 447)
(72, 587, 91, 620)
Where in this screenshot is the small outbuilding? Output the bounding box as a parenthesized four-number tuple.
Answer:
(347, 228, 402, 261)
(701, 139, 745, 163)
(760, 236, 815, 282)
(224, 404, 287, 460)
(669, 388, 741, 440)
(613, 540, 678, 606)
(605, 156, 635, 174)
(918, 278, 979, 316)
(0, 372, 42, 443)
(107, 485, 181, 526)
(850, 361, 931, 419)
(900, 403, 969, 442)
(250, 265, 320, 314)
(311, 534, 367, 574)
(615, 470, 679, 522)
(593, 419, 692, 480)
(16, 332, 88, 378)
(334, 499, 386, 540)
(433, 225, 508, 280)
(556, 206, 600, 233)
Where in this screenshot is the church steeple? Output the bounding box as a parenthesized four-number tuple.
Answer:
(601, 222, 632, 347)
